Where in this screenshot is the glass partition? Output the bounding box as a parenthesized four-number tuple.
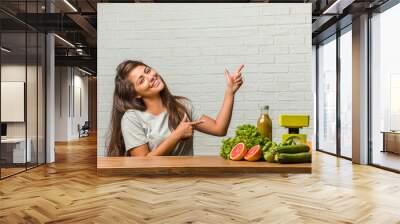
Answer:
(0, 1, 46, 179)
(27, 30, 38, 169)
(1, 31, 28, 177)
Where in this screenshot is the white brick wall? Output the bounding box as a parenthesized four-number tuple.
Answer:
(97, 3, 312, 156)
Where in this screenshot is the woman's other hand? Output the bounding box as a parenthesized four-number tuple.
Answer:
(224, 64, 244, 95)
(173, 113, 204, 140)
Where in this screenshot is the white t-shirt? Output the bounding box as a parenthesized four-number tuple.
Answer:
(120, 98, 202, 156)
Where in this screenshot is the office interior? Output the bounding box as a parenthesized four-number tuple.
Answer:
(0, 0, 399, 222)
(1, 0, 97, 179)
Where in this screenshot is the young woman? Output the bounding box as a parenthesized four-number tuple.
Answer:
(107, 60, 244, 157)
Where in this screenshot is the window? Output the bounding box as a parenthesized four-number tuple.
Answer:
(317, 36, 337, 154)
(316, 26, 353, 159)
(339, 27, 352, 158)
(370, 3, 400, 171)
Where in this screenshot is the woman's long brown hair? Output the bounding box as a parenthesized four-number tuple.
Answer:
(106, 60, 191, 156)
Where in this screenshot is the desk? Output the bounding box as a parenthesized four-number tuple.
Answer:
(97, 156, 312, 176)
(1, 138, 31, 163)
(382, 131, 400, 154)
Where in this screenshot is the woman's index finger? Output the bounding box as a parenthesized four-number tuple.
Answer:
(188, 120, 204, 125)
(236, 64, 245, 73)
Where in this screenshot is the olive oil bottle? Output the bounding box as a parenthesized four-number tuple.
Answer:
(257, 105, 272, 140)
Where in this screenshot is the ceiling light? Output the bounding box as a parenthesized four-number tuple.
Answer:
(1, 47, 11, 53)
(54, 34, 75, 48)
(78, 67, 93, 76)
(63, 0, 78, 12)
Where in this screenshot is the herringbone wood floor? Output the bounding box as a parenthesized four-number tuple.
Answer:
(1, 134, 400, 224)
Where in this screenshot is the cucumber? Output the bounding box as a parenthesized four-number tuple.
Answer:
(275, 144, 309, 154)
(275, 152, 312, 164)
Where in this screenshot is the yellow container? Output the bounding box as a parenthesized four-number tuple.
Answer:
(279, 115, 309, 128)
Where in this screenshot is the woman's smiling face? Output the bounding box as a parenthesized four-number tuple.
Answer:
(128, 65, 165, 98)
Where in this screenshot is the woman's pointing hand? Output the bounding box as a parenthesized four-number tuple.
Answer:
(225, 64, 244, 95)
(173, 113, 204, 140)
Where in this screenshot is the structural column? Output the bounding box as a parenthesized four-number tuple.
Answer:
(352, 14, 369, 164)
(46, 1, 55, 163)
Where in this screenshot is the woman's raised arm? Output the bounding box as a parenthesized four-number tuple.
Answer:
(194, 64, 244, 136)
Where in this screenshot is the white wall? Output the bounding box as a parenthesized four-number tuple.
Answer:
(1, 63, 46, 163)
(1, 65, 40, 137)
(55, 66, 68, 141)
(71, 71, 89, 138)
(54, 66, 89, 141)
(97, 3, 313, 156)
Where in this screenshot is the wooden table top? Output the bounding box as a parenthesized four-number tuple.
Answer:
(97, 156, 311, 176)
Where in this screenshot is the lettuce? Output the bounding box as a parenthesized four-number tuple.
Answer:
(220, 124, 271, 159)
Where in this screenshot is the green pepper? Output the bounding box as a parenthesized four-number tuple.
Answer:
(261, 142, 272, 152)
(264, 150, 276, 163)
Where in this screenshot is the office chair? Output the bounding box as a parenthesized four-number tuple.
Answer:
(79, 121, 90, 138)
